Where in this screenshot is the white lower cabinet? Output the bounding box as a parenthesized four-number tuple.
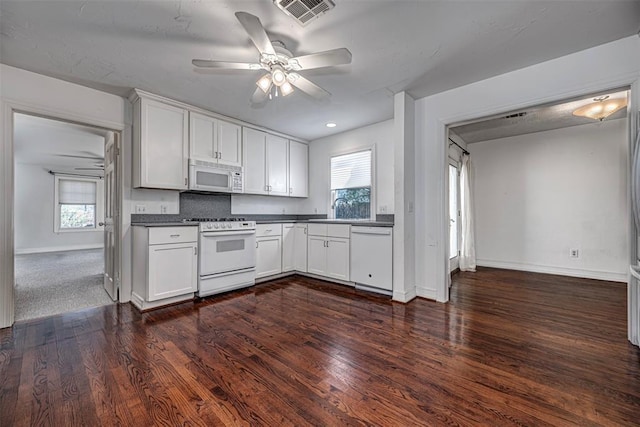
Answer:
(282, 223, 308, 273)
(293, 224, 308, 272)
(282, 224, 295, 272)
(256, 224, 282, 279)
(307, 224, 350, 281)
(132, 225, 198, 310)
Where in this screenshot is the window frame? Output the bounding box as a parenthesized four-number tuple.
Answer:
(328, 145, 376, 220)
(54, 175, 104, 233)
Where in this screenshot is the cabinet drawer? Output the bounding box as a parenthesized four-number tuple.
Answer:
(307, 223, 327, 236)
(149, 226, 198, 245)
(328, 224, 350, 238)
(256, 223, 282, 237)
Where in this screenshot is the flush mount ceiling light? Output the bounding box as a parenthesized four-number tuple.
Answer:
(326, 122, 337, 128)
(572, 95, 627, 121)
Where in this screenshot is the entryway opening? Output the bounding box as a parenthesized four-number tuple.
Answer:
(13, 112, 120, 322)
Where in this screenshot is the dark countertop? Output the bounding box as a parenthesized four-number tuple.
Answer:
(132, 222, 199, 227)
(256, 219, 393, 227)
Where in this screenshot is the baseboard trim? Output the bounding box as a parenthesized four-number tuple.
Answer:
(393, 286, 417, 303)
(416, 286, 437, 301)
(15, 244, 103, 255)
(476, 259, 627, 283)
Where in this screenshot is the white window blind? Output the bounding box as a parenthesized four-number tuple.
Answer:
(58, 179, 97, 204)
(330, 150, 371, 190)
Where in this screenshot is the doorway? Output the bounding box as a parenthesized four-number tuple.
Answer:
(12, 112, 120, 321)
(446, 89, 630, 286)
(448, 159, 460, 272)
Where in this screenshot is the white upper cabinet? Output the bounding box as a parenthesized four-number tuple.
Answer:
(189, 112, 242, 167)
(132, 95, 188, 190)
(266, 134, 289, 197)
(289, 140, 308, 197)
(243, 127, 268, 194)
(243, 128, 289, 196)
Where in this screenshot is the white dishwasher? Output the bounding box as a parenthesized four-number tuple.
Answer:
(350, 226, 393, 295)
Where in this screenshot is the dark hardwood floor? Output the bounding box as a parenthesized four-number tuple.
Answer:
(1, 268, 639, 426)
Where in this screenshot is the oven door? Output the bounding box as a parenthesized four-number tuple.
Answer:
(199, 230, 256, 276)
(189, 166, 232, 192)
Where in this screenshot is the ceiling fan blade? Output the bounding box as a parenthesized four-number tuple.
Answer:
(288, 48, 352, 70)
(288, 74, 330, 100)
(235, 12, 276, 56)
(192, 59, 261, 70)
(250, 86, 269, 104)
(56, 154, 104, 160)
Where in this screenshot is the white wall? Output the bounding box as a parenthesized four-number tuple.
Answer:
(14, 164, 103, 254)
(470, 119, 628, 281)
(413, 35, 640, 302)
(301, 119, 394, 216)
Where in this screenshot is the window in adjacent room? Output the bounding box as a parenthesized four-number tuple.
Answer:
(54, 176, 102, 232)
(330, 148, 373, 220)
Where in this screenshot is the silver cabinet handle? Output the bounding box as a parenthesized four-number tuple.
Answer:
(218, 151, 222, 159)
(98, 222, 105, 226)
(256, 242, 259, 248)
(170, 234, 180, 238)
(184, 177, 188, 185)
(194, 247, 198, 255)
(289, 187, 293, 194)
(265, 185, 269, 192)
(304, 228, 307, 235)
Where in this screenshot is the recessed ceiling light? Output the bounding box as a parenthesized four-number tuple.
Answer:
(326, 122, 337, 128)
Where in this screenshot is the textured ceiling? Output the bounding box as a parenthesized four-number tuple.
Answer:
(1, 1, 639, 140)
(450, 90, 629, 144)
(14, 114, 106, 176)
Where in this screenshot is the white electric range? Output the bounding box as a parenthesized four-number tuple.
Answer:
(189, 218, 256, 297)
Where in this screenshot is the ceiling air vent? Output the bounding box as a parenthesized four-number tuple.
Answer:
(274, 0, 335, 26)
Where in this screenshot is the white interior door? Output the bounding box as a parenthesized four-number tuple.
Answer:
(103, 131, 118, 300)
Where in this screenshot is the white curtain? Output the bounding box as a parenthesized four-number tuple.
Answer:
(459, 154, 476, 272)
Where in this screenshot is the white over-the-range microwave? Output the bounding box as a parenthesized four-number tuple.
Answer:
(188, 159, 243, 193)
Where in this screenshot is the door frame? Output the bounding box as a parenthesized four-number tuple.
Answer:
(437, 80, 639, 345)
(2, 101, 124, 327)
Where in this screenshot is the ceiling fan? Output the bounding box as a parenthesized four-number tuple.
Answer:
(192, 12, 352, 104)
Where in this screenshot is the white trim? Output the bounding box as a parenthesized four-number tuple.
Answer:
(416, 286, 437, 301)
(15, 244, 103, 255)
(393, 286, 417, 303)
(130, 291, 194, 311)
(477, 259, 627, 283)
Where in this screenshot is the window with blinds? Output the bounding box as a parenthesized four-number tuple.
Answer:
(55, 177, 98, 231)
(330, 149, 372, 220)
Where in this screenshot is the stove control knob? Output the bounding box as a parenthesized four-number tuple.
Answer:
(206, 223, 213, 229)
(213, 223, 219, 229)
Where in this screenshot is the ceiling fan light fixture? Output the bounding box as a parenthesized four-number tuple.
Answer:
(572, 95, 627, 121)
(257, 74, 273, 93)
(271, 65, 287, 86)
(280, 81, 294, 96)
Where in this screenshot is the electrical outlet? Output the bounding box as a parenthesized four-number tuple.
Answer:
(160, 205, 167, 214)
(135, 204, 146, 214)
(569, 248, 579, 258)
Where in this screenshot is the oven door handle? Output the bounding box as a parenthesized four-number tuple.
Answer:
(201, 230, 256, 237)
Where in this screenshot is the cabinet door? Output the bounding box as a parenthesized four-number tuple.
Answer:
(140, 99, 188, 189)
(327, 237, 350, 281)
(307, 236, 327, 276)
(189, 112, 216, 161)
(266, 134, 289, 196)
(294, 224, 308, 272)
(243, 128, 268, 194)
(217, 120, 242, 167)
(148, 242, 197, 301)
(282, 224, 295, 272)
(256, 236, 282, 278)
(289, 140, 308, 197)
